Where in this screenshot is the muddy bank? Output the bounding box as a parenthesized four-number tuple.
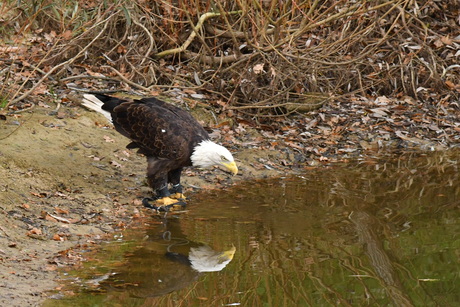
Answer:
(2, 93, 459, 306)
(0, 104, 287, 306)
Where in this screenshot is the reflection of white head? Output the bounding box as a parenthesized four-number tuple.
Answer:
(189, 245, 236, 272)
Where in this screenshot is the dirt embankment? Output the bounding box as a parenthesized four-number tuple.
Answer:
(1, 94, 458, 306)
(0, 104, 286, 306)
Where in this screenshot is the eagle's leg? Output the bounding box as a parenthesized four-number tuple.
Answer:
(169, 184, 186, 200)
(168, 168, 186, 200)
(144, 159, 185, 211)
(154, 186, 179, 206)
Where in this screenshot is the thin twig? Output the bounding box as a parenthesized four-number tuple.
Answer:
(59, 74, 121, 83)
(132, 17, 156, 66)
(101, 65, 151, 92)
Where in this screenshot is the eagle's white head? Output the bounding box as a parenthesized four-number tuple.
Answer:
(191, 140, 238, 175)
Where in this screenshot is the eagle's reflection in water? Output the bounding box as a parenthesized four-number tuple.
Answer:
(95, 217, 235, 298)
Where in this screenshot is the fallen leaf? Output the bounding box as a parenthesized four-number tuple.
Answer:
(103, 135, 115, 143)
(61, 30, 73, 40)
(54, 207, 69, 215)
(440, 35, 453, 45)
(445, 80, 455, 89)
(27, 228, 42, 236)
(31, 192, 48, 198)
(110, 160, 122, 168)
(433, 38, 444, 48)
(369, 107, 389, 117)
(253, 63, 265, 74)
(44, 214, 58, 222)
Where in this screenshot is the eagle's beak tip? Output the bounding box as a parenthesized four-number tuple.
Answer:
(231, 163, 238, 176)
(224, 161, 238, 176)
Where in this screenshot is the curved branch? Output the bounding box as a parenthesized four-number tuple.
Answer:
(132, 17, 155, 66)
(101, 65, 150, 91)
(155, 10, 242, 58)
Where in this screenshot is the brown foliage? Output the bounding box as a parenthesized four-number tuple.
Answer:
(1, 0, 459, 119)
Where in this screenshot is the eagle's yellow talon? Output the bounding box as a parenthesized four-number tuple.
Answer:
(170, 193, 186, 200)
(154, 196, 179, 206)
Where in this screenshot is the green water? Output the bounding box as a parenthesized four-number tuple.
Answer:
(44, 152, 459, 306)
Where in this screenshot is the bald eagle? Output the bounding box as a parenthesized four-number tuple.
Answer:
(82, 94, 238, 210)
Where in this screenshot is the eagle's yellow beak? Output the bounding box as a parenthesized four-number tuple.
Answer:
(219, 245, 236, 261)
(222, 161, 238, 176)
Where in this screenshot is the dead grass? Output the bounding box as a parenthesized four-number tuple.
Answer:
(0, 0, 459, 118)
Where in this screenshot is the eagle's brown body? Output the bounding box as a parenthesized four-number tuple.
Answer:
(83, 93, 237, 210)
(95, 94, 208, 197)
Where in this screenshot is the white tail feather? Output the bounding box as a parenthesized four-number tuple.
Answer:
(82, 94, 112, 122)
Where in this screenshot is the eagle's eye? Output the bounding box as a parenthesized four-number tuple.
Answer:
(221, 155, 228, 161)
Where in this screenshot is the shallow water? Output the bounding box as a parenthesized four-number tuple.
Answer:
(44, 151, 459, 306)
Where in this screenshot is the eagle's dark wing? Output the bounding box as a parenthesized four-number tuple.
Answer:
(98, 94, 208, 163)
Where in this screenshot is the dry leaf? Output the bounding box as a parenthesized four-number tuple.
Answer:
(27, 228, 42, 235)
(103, 135, 115, 143)
(433, 39, 444, 48)
(440, 35, 453, 45)
(253, 63, 265, 74)
(61, 30, 73, 40)
(445, 80, 455, 89)
(54, 207, 69, 215)
(110, 160, 122, 168)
